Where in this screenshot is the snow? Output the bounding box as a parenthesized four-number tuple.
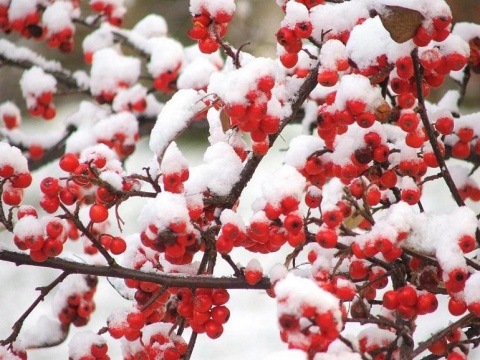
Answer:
(42, 1, 76, 35)
(147, 37, 184, 77)
(132, 14, 168, 38)
(19, 66, 57, 107)
(189, 0, 236, 17)
(281, 1, 309, 29)
(137, 192, 191, 232)
(0, 142, 29, 174)
(7, 0, 38, 21)
(263, 349, 307, 360)
(220, 209, 246, 232)
(21, 316, 64, 349)
(261, 165, 306, 207)
(13, 216, 43, 239)
(149, 89, 206, 158)
(69, 331, 106, 359)
(453, 22, 480, 42)
(246, 258, 263, 272)
(465, 272, 480, 305)
(310, 1, 370, 42)
(82, 25, 115, 56)
(185, 141, 243, 196)
(89, 48, 141, 96)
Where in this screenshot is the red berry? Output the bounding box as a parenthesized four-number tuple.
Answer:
(345, 99, 366, 116)
(110, 237, 126, 255)
(383, 290, 399, 310)
(211, 305, 230, 324)
(59, 153, 79, 173)
(435, 116, 454, 135)
(458, 235, 476, 253)
(317, 69, 339, 87)
(398, 286, 417, 306)
(448, 297, 467, 316)
(280, 52, 298, 68)
(315, 228, 337, 248)
(204, 320, 223, 339)
(283, 213, 303, 235)
(245, 269, 263, 285)
(89, 203, 109, 223)
(40, 177, 60, 196)
(90, 343, 108, 358)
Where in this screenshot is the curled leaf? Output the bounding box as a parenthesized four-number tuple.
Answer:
(379, 5, 424, 43)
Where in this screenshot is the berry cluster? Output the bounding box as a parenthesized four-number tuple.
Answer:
(0, 144, 32, 207)
(275, 274, 343, 356)
(0, 101, 21, 129)
(427, 328, 469, 359)
(56, 275, 98, 328)
(174, 288, 230, 339)
(19, 67, 57, 120)
(276, 2, 313, 69)
(122, 245, 170, 323)
(69, 332, 110, 360)
(90, 0, 125, 26)
(382, 285, 438, 319)
(13, 209, 68, 262)
(122, 323, 187, 360)
(187, 3, 234, 54)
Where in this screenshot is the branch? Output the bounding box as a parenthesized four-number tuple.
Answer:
(412, 313, 476, 358)
(0, 249, 272, 289)
(206, 61, 321, 209)
(0, 271, 70, 346)
(410, 48, 465, 207)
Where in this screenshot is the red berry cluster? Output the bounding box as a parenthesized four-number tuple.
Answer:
(187, 8, 233, 54)
(357, 327, 397, 359)
(90, 0, 124, 26)
(45, 27, 74, 53)
(427, 328, 468, 359)
(382, 285, 438, 319)
(391, 47, 467, 106)
(7, 8, 42, 39)
(215, 222, 246, 255)
(413, 15, 453, 47)
(0, 157, 32, 207)
(123, 247, 169, 323)
(141, 221, 199, 265)
(276, 21, 313, 70)
(57, 275, 98, 328)
(13, 209, 68, 262)
(152, 63, 181, 93)
(163, 168, 189, 193)
(174, 288, 230, 339)
(108, 309, 148, 342)
(121, 323, 187, 360)
(0, 101, 21, 129)
(69, 332, 110, 360)
(221, 75, 279, 156)
(27, 90, 56, 120)
(275, 275, 343, 356)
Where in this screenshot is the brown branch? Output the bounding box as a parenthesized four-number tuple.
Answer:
(412, 313, 476, 358)
(410, 48, 465, 208)
(0, 249, 271, 289)
(206, 61, 321, 209)
(0, 271, 70, 346)
(59, 203, 117, 266)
